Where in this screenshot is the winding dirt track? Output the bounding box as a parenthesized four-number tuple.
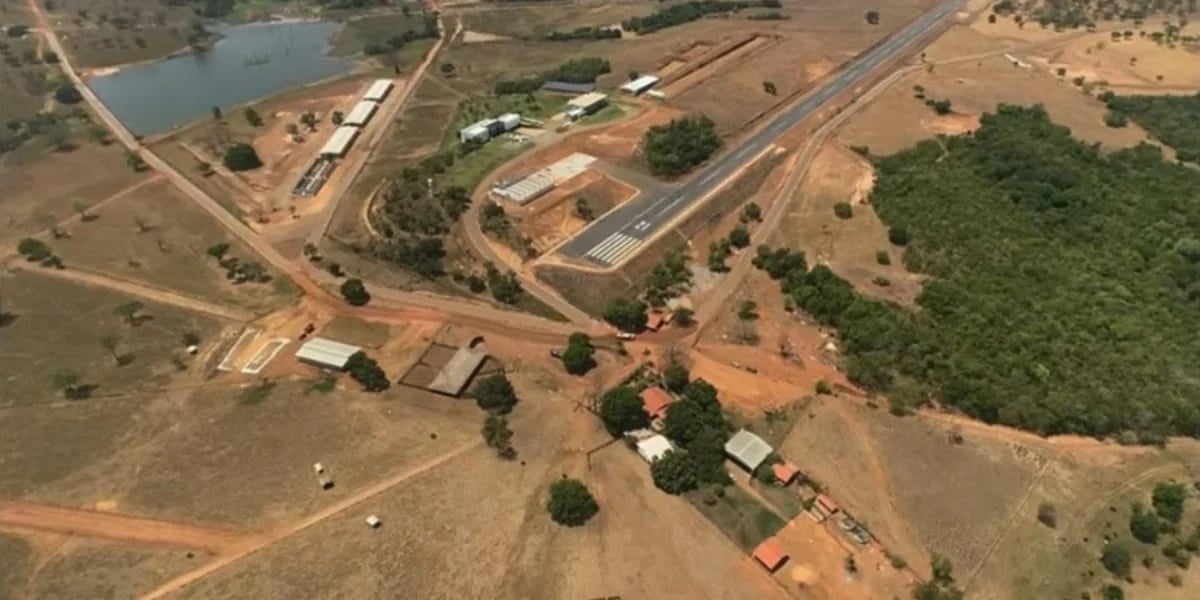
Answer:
(0, 502, 259, 554)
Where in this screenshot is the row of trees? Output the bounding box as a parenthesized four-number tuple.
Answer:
(1103, 92, 1200, 164)
(758, 105, 1200, 438)
(493, 58, 611, 95)
(621, 0, 782, 34)
(544, 26, 621, 42)
(362, 15, 438, 55)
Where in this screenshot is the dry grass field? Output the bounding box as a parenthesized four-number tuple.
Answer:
(0, 537, 195, 600)
(0, 270, 224, 408)
(779, 395, 1200, 599)
(44, 0, 199, 69)
(0, 144, 144, 248)
(49, 178, 297, 313)
(457, 2, 652, 40)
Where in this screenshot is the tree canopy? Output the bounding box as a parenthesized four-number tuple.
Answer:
(339, 278, 371, 306)
(223, 143, 262, 171)
(759, 105, 1200, 438)
(599, 386, 650, 435)
(1104, 93, 1200, 163)
(604, 298, 648, 332)
(547, 479, 599, 526)
(643, 116, 721, 177)
(650, 449, 697, 494)
(474, 373, 519, 414)
(561, 332, 597, 375)
(345, 351, 389, 392)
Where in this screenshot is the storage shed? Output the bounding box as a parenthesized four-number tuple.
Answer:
(319, 126, 360, 158)
(497, 113, 521, 131)
(620, 74, 660, 95)
(541, 80, 596, 94)
(636, 434, 673, 464)
(459, 119, 493, 144)
(752, 538, 789, 572)
(724, 429, 773, 473)
(295, 337, 362, 370)
(363, 79, 394, 102)
(427, 346, 488, 396)
(343, 100, 378, 127)
(566, 92, 608, 118)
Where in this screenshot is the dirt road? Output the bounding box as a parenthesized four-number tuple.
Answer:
(137, 438, 482, 600)
(0, 502, 257, 554)
(3, 260, 254, 322)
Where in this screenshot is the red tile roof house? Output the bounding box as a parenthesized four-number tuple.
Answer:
(753, 538, 789, 572)
(639, 386, 673, 421)
(773, 462, 800, 485)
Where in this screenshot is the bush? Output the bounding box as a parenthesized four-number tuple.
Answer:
(223, 143, 262, 171)
(17, 238, 51, 261)
(561, 332, 596, 376)
(875, 250, 891, 265)
(547, 479, 598, 526)
(604, 298, 648, 332)
(1151, 482, 1186, 524)
(887, 227, 909, 246)
(475, 373, 519, 414)
(815, 380, 833, 395)
(1130, 505, 1162, 544)
(1104, 110, 1129, 128)
(1101, 584, 1125, 600)
(728, 225, 751, 249)
(1101, 543, 1132, 578)
(833, 202, 853, 219)
(339, 278, 371, 306)
(344, 351, 389, 392)
(663, 361, 690, 393)
(643, 116, 720, 177)
(650, 450, 698, 494)
(481, 414, 516, 459)
(1037, 502, 1057, 528)
(54, 83, 82, 105)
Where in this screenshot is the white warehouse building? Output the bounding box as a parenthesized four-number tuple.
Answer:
(620, 74, 660, 95)
(295, 337, 362, 370)
(319, 126, 360, 158)
(458, 113, 522, 144)
(363, 79, 394, 102)
(342, 100, 378, 127)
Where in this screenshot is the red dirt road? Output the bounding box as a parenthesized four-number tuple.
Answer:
(0, 502, 258, 554)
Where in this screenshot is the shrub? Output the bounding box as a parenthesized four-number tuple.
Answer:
(547, 479, 598, 526)
(651, 450, 698, 494)
(815, 380, 833, 395)
(875, 250, 891, 265)
(887, 226, 909, 246)
(833, 202, 853, 219)
(344, 351, 389, 392)
(1100, 543, 1132, 578)
(17, 238, 51, 261)
(474, 373, 519, 414)
(1104, 110, 1129, 128)
(643, 116, 720, 177)
(1129, 505, 1162, 544)
(599, 386, 650, 435)
(223, 143, 263, 171)
(339, 278, 371, 306)
(604, 298, 648, 332)
(1037, 502, 1057, 528)
(561, 332, 596, 376)
(54, 83, 82, 105)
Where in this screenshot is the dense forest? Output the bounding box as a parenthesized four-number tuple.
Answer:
(1105, 93, 1200, 164)
(642, 116, 721, 176)
(765, 105, 1200, 438)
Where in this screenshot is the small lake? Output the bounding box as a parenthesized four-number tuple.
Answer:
(90, 20, 355, 136)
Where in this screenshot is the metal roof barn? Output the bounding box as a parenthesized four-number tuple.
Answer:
(319, 126, 360, 157)
(724, 429, 773, 472)
(620, 75, 660, 95)
(363, 79, 394, 102)
(295, 337, 362, 370)
(567, 92, 608, 111)
(541, 80, 596, 94)
(343, 100, 378, 127)
(427, 346, 488, 396)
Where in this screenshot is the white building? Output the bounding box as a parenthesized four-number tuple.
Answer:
(497, 113, 521, 131)
(565, 92, 608, 121)
(343, 100, 378, 127)
(724, 429, 774, 473)
(636, 434, 673, 464)
(459, 119, 493, 144)
(363, 79, 394, 102)
(295, 337, 362, 370)
(620, 74, 660, 95)
(319, 126, 360, 158)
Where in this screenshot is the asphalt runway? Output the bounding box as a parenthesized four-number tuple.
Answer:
(560, 0, 966, 267)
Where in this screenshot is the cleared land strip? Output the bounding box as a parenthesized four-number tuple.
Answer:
(0, 502, 258, 554)
(3, 261, 254, 322)
(138, 438, 482, 600)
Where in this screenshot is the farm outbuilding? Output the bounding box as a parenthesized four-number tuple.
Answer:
(565, 92, 608, 120)
(639, 386, 672, 421)
(492, 152, 595, 205)
(541, 80, 596, 94)
(363, 79, 394, 102)
(319, 126, 360, 158)
(724, 429, 773, 473)
(752, 538, 789, 572)
(427, 345, 488, 396)
(295, 337, 362, 370)
(773, 462, 799, 485)
(343, 100, 378, 127)
(620, 74, 660, 95)
(459, 120, 491, 144)
(636, 434, 673, 463)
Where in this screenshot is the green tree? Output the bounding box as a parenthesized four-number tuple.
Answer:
(650, 449, 698, 494)
(54, 83, 82, 104)
(482, 413, 516, 459)
(728, 225, 751, 248)
(834, 202, 853, 219)
(1037, 502, 1057, 528)
(762, 80, 777, 95)
(737, 300, 758, 321)
(99, 333, 122, 366)
(475, 373, 519, 414)
(299, 111, 317, 131)
(345, 351, 389, 392)
(642, 116, 721, 177)
(1130, 504, 1162, 544)
(547, 478, 598, 526)
(741, 202, 762, 222)
(125, 150, 147, 172)
(1100, 584, 1125, 600)
(244, 108, 263, 127)
(223, 143, 262, 171)
(865, 10, 880, 24)
(440, 62, 456, 76)
(113, 301, 145, 326)
(1101, 543, 1132, 578)
(1151, 482, 1186, 524)
(663, 361, 690, 393)
(663, 393, 723, 447)
(17, 238, 51, 261)
(887, 226, 909, 246)
(339, 278, 371, 306)
(672, 307, 695, 327)
(599, 386, 650, 435)
(561, 332, 596, 375)
(1104, 110, 1129, 128)
(211, 105, 222, 121)
(604, 298, 648, 332)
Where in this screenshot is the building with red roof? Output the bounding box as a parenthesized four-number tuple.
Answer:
(752, 537, 789, 572)
(773, 462, 799, 485)
(639, 386, 672, 420)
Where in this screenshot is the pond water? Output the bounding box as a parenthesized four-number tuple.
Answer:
(90, 20, 355, 136)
